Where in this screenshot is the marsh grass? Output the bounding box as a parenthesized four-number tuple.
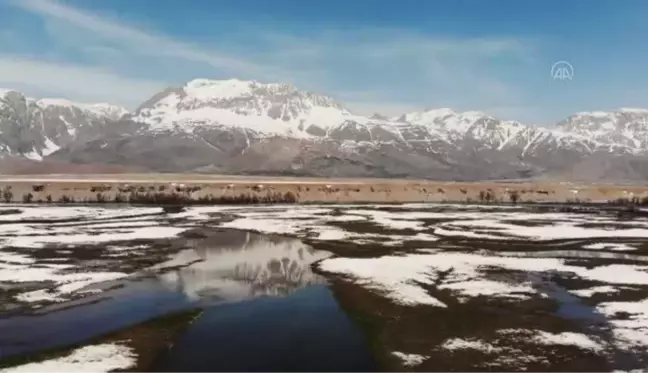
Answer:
(607, 196, 648, 206)
(13, 190, 300, 206)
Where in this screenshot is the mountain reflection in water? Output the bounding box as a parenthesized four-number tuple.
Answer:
(157, 230, 331, 303)
(0, 230, 334, 359)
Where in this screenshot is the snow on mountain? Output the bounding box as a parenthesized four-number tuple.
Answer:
(35, 98, 128, 121)
(126, 79, 648, 166)
(619, 108, 648, 114)
(130, 78, 406, 138)
(4, 78, 648, 181)
(0, 89, 128, 160)
(0, 90, 127, 121)
(397, 107, 548, 152)
(396, 106, 648, 158)
(557, 109, 648, 152)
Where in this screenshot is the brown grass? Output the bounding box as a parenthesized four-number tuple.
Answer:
(0, 175, 648, 204)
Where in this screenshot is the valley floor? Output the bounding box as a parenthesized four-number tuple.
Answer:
(1, 203, 648, 371)
(0, 174, 646, 204)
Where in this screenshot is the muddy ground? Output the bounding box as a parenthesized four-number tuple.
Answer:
(0, 309, 202, 372)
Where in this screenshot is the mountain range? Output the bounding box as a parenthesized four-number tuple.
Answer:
(2, 79, 648, 181)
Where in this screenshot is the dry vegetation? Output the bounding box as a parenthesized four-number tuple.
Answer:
(1, 184, 297, 206)
(0, 175, 648, 205)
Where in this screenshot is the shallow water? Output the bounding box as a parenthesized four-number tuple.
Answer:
(0, 227, 376, 371)
(153, 285, 378, 372)
(524, 272, 606, 325)
(0, 278, 190, 357)
(2, 203, 648, 371)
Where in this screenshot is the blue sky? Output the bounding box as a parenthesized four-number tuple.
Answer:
(0, 0, 646, 125)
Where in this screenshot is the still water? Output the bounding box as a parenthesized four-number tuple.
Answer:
(154, 285, 376, 372)
(0, 230, 378, 371)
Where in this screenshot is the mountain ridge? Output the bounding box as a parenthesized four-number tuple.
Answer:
(3, 79, 648, 181)
(0, 89, 128, 161)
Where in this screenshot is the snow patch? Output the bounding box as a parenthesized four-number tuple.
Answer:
(391, 351, 428, 367)
(583, 242, 637, 251)
(440, 331, 603, 363)
(435, 218, 648, 241)
(531, 331, 604, 351)
(0, 343, 136, 373)
(571, 285, 621, 297)
(441, 338, 500, 352)
(317, 251, 648, 307)
(597, 298, 648, 350)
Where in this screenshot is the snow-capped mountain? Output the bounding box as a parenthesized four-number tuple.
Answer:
(130, 78, 390, 138)
(556, 108, 648, 153)
(5, 79, 648, 181)
(397, 108, 534, 148)
(127, 80, 648, 159)
(0, 89, 127, 160)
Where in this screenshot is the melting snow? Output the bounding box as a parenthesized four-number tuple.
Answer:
(571, 285, 621, 297)
(391, 351, 428, 367)
(318, 251, 648, 307)
(0, 205, 189, 305)
(532, 331, 604, 351)
(0, 343, 136, 373)
(1, 203, 647, 367)
(434, 219, 648, 241)
(583, 242, 637, 251)
(441, 338, 501, 352)
(497, 329, 604, 351)
(41, 137, 61, 156)
(597, 298, 648, 350)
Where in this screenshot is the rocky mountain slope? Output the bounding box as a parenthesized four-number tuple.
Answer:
(0, 89, 127, 161)
(3, 79, 648, 181)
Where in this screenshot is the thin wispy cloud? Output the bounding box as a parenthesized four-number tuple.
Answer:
(1, 0, 538, 119)
(10, 0, 277, 78)
(0, 56, 165, 105)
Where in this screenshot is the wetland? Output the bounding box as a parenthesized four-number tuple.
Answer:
(0, 203, 647, 371)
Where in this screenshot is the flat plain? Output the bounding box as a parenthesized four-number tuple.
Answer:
(0, 175, 647, 372)
(0, 173, 647, 204)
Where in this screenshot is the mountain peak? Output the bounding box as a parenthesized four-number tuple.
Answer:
(131, 77, 353, 135)
(573, 108, 648, 118)
(0, 88, 18, 96)
(0, 87, 130, 161)
(184, 78, 260, 99)
(1, 89, 127, 120)
(7, 80, 648, 181)
(619, 108, 648, 114)
(35, 98, 128, 120)
(401, 107, 494, 127)
(183, 78, 308, 100)
(179, 78, 344, 108)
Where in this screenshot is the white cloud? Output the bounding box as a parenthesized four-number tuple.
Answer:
(11, 0, 286, 80)
(3, 0, 535, 118)
(0, 56, 166, 106)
